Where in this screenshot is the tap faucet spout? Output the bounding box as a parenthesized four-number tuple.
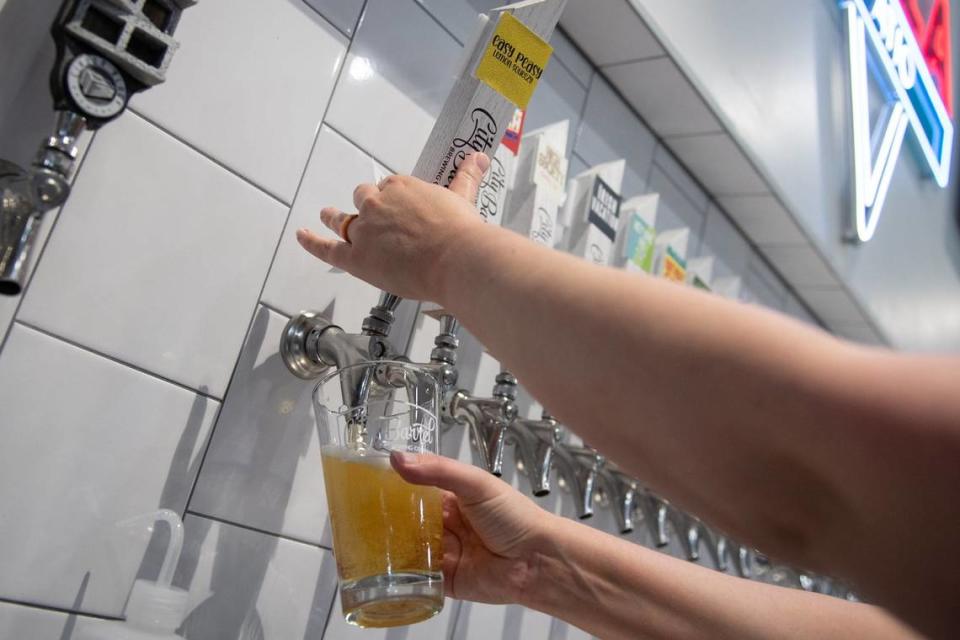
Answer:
(667, 506, 702, 562)
(552, 443, 603, 520)
(1, 111, 87, 295)
(448, 372, 518, 475)
(448, 391, 517, 475)
(597, 465, 639, 534)
(506, 413, 561, 497)
(637, 491, 671, 547)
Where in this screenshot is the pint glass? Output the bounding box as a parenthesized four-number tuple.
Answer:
(314, 361, 444, 628)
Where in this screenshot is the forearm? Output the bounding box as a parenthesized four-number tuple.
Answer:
(439, 223, 861, 555)
(524, 516, 920, 640)
(437, 223, 960, 636)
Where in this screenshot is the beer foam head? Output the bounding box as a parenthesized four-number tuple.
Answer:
(321, 445, 392, 468)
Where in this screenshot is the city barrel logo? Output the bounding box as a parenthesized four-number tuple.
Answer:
(840, 0, 954, 242)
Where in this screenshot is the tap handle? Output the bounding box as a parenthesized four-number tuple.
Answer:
(493, 371, 518, 400)
(438, 314, 460, 337)
(430, 313, 460, 370)
(362, 293, 402, 338)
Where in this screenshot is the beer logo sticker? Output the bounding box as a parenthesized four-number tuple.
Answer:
(475, 12, 553, 109)
(660, 247, 688, 284)
(588, 176, 622, 243)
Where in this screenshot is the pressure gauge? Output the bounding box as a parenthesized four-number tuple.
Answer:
(65, 54, 128, 121)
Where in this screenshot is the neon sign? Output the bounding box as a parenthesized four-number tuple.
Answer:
(840, 0, 954, 243)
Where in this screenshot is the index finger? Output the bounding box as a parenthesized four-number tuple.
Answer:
(390, 451, 504, 506)
(353, 183, 379, 211)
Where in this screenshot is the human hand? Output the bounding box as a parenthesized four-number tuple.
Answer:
(389, 451, 558, 605)
(295, 152, 491, 304)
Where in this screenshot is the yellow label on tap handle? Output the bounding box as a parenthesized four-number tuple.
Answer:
(475, 12, 554, 109)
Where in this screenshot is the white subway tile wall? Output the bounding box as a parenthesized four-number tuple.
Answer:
(188, 306, 333, 548)
(262, 126, 384, 329)
(176, 515, 339, 640)
(325, 0, 462, 173)
(0, 324, 218, 616)
(0, 0, 807, 636)
(18, 112, 288, 397)
(697, 204, 752, 278)
(576, 75, 658, 198)
(130, 0, 349, 203)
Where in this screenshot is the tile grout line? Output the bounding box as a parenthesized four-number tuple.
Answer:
(300, 0, 358, 40)
(258, 300, 292, 320)
(599, 52, 669, 69)
(649, 158, 711, 215)
(322, 120, 399, 175)
(125, 109, 291, 208)
(569, 69, 596, 159)
(179, 0, 369, 524)
(185, 510, 332, 552)
(553, 25, 598, 91)
(316, 570, 342, 640)
(445, 599, 465, 640)
(660, 129, 727, 140)
(14, 320, 223, 402)
(413, 0, 465, 47)
(0, 596, 124, 622)
(644, 142, 659, 189)
(0, 130, 98, 356)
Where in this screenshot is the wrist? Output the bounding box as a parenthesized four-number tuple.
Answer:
(431, 218, 501, 309)
(515, 513, 577, 610)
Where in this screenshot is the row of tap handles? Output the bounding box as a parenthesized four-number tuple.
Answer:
(449, 367, 756, 577)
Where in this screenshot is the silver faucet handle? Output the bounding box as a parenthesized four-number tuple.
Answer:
(493, 371, 518, 400)
(430, 313, 460, 368)
(438, 314, 459, 336)
(362, 293, 402, 337)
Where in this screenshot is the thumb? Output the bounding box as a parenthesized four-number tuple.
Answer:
(391, 451, 502, 505)
(448, 152, 491, 204)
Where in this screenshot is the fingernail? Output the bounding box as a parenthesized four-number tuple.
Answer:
(390, 450, 418, 466)
(475, 152, 490, 173)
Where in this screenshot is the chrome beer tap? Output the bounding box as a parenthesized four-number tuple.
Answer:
(505, 409, 561, 497)
(281, 294, 407, 411)
(665, 506, 703, 562)
(596, 463, 640, 535)
(551, 440, 603, 520)
(707, 534, 754, 578)
(636, 489, 671, 548)
(448, 372, 519, 476)
(2, 0, 195, 295)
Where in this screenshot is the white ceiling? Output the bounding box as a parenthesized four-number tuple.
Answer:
(559, 0, 885, 345)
